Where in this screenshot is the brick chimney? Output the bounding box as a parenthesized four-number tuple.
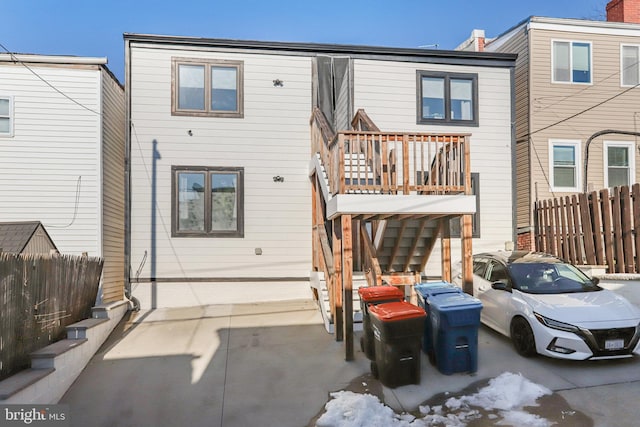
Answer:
(607, 0, 640, 23)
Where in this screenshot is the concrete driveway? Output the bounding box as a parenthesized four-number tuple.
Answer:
(61, 281, 640, 427)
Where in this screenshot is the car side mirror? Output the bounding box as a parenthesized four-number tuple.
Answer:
(591, 277, 600, 286)
(491, 281, 509, 291)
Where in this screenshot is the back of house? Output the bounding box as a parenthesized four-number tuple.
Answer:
(125, 34, 517, 309)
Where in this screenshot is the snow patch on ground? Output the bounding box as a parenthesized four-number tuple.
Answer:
(315, 372, 553, 427)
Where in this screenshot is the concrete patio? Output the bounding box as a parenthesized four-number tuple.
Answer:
(60, 280, 640, 427)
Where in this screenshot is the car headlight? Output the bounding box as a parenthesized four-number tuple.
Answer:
(534, 313, 580, 333)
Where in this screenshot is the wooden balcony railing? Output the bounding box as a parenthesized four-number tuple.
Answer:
(311, 108, 471, 196)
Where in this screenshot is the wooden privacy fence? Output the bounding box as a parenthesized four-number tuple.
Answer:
(0, 252, 103, 381)
(535, 184, 640, 274)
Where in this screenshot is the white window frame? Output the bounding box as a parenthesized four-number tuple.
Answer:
(0, 95, 14, 137)
(551, 40, 593, 85)
(603, 141, 635, 188)
(620, 44, 640, 87)
(549, 139, 581, 192)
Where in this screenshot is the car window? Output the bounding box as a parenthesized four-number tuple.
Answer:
(473, 258, 488, 277)
(508, 262, 600, 294)
(487, 261, 510, 285)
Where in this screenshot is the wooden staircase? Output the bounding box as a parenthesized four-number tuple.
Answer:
(309, 108, 475, 359)
(310, 271, 367, 333)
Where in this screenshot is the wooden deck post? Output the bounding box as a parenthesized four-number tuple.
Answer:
(461, 214, 473, 295)
(441, 220, 451, 282)
(342, 215, 354, 361)
(332, 217, 343, 341)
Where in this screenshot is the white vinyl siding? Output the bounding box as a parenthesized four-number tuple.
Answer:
(0, 64, 103, 255)
(353, 59, 513, 270)
(101, 69, 126, 302)
(129, 45, 312, 280)
(604, 141, 634, 188)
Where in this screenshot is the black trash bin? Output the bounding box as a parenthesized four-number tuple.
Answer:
(368, 301, 426, 388)
(429, 292, 482, 375)
(358, 286, 405, 360)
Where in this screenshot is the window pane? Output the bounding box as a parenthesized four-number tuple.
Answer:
(553, 145, 575, 166)
(0, 98, 9, 116)
(422, 77, 445, 119)
(609, 168, 629, 188)
(178, 172, 205, 231)
(211, 173, 238, 231)
(178, 64, 205, 110)
(450, 79, 473, 120)
(554, 167, 576, 187)
(553, 42, 570, 82)
(572, 43, 591, 83)
(0, 117, 9, 133)
(608, 146, 629, 167)
(211, 67, 238, 112)
(622, 46, 639, 86)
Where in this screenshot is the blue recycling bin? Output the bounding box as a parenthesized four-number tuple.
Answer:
(414, 282, 463, 358)
(429, 292, 482, 375)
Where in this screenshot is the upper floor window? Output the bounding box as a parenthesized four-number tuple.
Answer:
(172, 58, 244, 118)
(0, 96, 13, 137)
(604, 141, 634, 188)
(549, 139, 581, 192)
(417, 71, 478, 126)
(552, 41, 591, 84)
(621, 45, 640, 87)
(172, 166, 244, 237)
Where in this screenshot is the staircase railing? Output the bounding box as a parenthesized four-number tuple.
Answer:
(334, 132, 471, 195)
(314, 223, 336, 320)
(312, 109, 471, 197)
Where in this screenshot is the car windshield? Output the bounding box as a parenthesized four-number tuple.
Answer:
(508, 262, 600, 294)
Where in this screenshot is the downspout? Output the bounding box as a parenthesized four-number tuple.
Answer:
(510, 64, 517, 246)
(124, 37, 140, 311)
(583, 130, 640, 193)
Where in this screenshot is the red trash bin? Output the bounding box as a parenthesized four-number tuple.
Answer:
(358, 286, 405, 360)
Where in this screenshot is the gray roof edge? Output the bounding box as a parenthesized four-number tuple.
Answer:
(123, 33, 517, 64)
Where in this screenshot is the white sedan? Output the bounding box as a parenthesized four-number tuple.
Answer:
(456, 251, 640, 360)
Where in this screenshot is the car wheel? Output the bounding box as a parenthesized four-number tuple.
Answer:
(510, 317, 537, 357)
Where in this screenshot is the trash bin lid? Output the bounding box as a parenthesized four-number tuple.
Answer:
(430, 293, 482, 310)
(415, 282, 462, 299)
(357, 286, 404, 302)
(369, 301, 426, 322)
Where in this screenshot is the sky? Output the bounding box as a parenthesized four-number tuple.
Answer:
(3, 0, 610, 83)
(315, 372, 554, 427)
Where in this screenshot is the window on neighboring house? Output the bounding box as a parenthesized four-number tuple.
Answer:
(604, 141, 634, 188)
(172, 58, 244, 118)
(172, 166, 244, 237)
(550, 140, 581, 192)
(621, 45, 640, 86)
(552, 41, 592, 84)
(0, 96, 13, 136)
(450, 173, 480, 238)
(417, 71, 478, 126)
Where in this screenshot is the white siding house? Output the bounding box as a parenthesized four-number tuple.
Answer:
(125, 34, 516, 309)
(0, 54, 125, 303)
